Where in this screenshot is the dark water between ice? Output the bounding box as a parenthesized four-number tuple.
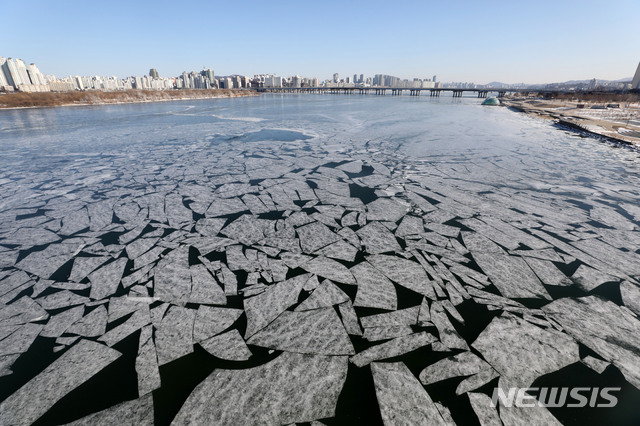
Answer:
(1, 94, 640, 426)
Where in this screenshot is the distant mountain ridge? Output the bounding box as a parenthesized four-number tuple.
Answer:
(475, 77, 633, 89)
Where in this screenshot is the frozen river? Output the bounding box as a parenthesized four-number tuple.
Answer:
(0, 94, 639, 425)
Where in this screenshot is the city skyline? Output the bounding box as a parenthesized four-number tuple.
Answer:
(2, 54, 637, 95)
(3, 0, 639, 84)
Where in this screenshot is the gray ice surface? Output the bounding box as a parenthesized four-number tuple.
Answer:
(473, 314, 580, 387)
(0, 340, 121, 426)
(351, 332, 437, 367)
(171, 351, 348, 425)
(200, 329, 252, 361)
(371, 361, 447, 426)
(247, 308, 355, 355)
(244, 274, 307, 337)
(65, 394, 154, 425)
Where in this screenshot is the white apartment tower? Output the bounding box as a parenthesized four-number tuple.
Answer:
(632, 61, 640, 90)
(0, 57, 9, 87)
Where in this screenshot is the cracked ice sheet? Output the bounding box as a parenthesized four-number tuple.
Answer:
(193, 306, 243, 342)
(41, 306, 85, 338)
(350, 261, 397, 311)
(363, 325, 413, 342)
(189, 264, 226, 305)
(301, 256, 355, 284)
(357, 221, 402, 254)
(395, 215, 426, 238)
(247, 308, 355, 355)
(620, 280, 640, 316)
(244, 274, 308, 338)
(295, 280, 349, 311)
(155, 305, 196, 365)
(365, 197, 410, 222)
(455, 368, 499, 395)
(338, 301, 362, 336)
(314, 239, 358, 262)
(496, 377, 562, 426)
(467, 393, 503, 426)
(571, 264, 618, 292)
(0, 295, 48, 326)
(360, 306, 420, 329)
(17, 242, 83, 279)
(419, 351, 491, 385)
(0, 339, 121, 426)
(194, 218, 227, 237)
(36, 290, 89, 310)
(542, 295, 640, 390)
(472, 314, 580, 387)
(206, 197, 247, 217)
(65, 394, 154, 426)
(296, 221, 340, 253)
(430, 301, 469, 350)
(68, 256, 110, 283)
(154, 247, 191, 303)
(125, 237, 160, 260)
(368, 254, 436, 299)
(350, 332, 437, 367)
(136, 325, 161, 397)
(371, 361, 447, 426)
(219, 214, 266, 246)
(200, 329, 252, 361)
(470, 252, 551, 300)
(66, 305, 107, 337)
(0, 323, 43, 358)
(89, 258, 128, 300)
(99, 308, 150, 347)
(171, 351, 348, 425)
(522, 256, 570, 286)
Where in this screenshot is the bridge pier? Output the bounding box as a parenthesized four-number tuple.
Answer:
(477, 91, 488, 98)
(498, 91, 506, 98)
(430, 90, 440, 97)
(452, 90, 463, 98)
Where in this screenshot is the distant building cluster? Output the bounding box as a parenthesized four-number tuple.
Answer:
(321, 73, 438, 88)
(0, 56, 254, 93)
(4, 54, 638, 94)
(255, 74, 319, 88)
(1, 55, 441, 94)
(0, 57, 50, 92)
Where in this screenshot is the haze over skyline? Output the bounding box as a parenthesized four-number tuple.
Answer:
(3, 0, 639, 84)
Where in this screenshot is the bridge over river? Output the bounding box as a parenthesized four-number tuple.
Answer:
(256, 86, 565, 98)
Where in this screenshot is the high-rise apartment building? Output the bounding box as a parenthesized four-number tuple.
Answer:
(26, 63, 46, 85)
(201, 68, 214, 82)
(149, 68, 159, 78)
(0, 57, 10, 88)
(632, 62, 640, 90)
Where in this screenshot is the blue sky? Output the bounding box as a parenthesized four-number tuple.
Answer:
(3, 0, 639, 84)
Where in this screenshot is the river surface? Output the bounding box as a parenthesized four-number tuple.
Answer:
(0, 94, 639, 425)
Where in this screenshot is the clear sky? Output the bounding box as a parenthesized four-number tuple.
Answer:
(2, 0, 639, 84)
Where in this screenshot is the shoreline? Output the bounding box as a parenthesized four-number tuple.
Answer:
(0, 89, 258, 110)
(501, 97, 640, 148)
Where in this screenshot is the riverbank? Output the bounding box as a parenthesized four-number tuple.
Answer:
(501, 97, 640, 147)
(0, 89, 258, 109)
